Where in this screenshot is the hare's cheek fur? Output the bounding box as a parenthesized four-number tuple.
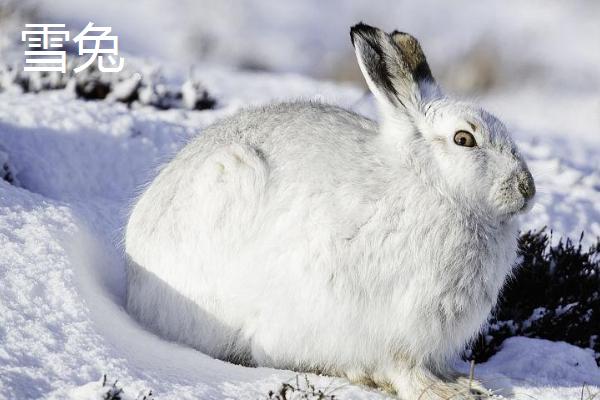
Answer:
(486, 156, 536, 217)
(125, 24, 533, 399)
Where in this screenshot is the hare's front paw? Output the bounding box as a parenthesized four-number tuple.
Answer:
(454, 376, 492, 399)
(441, 368, 494, 398)
(388, 367, 492, 400)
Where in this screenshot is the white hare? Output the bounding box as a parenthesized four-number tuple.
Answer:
(125, 23, 535, 399)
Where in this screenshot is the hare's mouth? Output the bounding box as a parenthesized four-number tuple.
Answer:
(495, 178, 535, 218)
(504, 196, 534, 219)
(497, 197, 533, 220)
(519, 196, 535, 214)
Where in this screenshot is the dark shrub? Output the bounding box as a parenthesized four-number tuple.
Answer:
(467, 228, 600, 365)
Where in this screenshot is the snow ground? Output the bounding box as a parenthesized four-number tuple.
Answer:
(0, 65, 599, 399)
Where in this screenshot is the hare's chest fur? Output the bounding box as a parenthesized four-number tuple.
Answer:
(327, 184, 517, 363)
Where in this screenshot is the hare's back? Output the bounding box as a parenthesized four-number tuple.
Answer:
(127, 101, 381, 272)
(177, 101, 378, 177)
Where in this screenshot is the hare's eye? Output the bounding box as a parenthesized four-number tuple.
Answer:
(453, 131, 477, 147)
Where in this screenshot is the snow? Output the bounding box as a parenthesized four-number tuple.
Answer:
(476, 338, 600, 399)
(1, 1, 599, 398)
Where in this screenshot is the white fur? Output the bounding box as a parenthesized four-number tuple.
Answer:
(125, 25, 535, 399)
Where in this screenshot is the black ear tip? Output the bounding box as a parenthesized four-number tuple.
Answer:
(350, 22, 377, 35)
(350, 22, 378, 46)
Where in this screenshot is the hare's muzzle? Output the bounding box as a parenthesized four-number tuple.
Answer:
(517, 170, 536, 201)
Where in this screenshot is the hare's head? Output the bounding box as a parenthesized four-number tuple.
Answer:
(350, 23, 535, 221)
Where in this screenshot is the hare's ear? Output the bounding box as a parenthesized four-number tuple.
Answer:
(350, 23, 439, 113)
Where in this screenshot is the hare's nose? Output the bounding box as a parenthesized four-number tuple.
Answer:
(517, 170, 535, 200)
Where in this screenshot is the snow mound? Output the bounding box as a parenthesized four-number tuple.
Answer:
(476, 338, 600, 400)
